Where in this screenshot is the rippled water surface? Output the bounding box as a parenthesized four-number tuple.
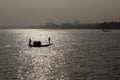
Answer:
(0, 29, 120, 80)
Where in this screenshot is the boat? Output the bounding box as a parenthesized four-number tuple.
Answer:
(102, 29, 111, 32)
(29, 38, 52, 47)
(29, 43, 52, 47)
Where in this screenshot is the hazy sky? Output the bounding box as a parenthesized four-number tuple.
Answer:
(0, 0, 120, 26)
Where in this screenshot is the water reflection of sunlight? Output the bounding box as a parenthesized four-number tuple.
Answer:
(7, 29, 54, 34)
(9, 29, 68, 80)
(17, 47, 67, 80)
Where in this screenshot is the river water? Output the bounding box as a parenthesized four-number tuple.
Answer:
(0, 29, 120, 80)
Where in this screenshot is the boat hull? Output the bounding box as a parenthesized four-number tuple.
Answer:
(29, 44, 52, 47)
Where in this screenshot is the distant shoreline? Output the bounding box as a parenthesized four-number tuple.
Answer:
(0, 22, 120, 29)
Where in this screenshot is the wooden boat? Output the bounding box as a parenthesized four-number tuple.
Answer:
(102, 29, 111, 32)
(29, 38, 52, 47)
(29, 43, 52, 47)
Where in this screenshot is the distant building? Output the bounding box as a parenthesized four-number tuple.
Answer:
(45, 22, 56, 26)
(73, 20, 80, 25)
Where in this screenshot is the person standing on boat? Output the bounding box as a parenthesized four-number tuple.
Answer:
(48, 37, 50, 44)
(29, 38, 32, 46)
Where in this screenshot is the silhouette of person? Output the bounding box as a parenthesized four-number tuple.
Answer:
(48, 37, 50, 44)
(29, 38, 32, 46)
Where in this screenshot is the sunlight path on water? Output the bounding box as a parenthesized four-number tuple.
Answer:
(7, 29, 69, 80)
(17, 47, 67, 80)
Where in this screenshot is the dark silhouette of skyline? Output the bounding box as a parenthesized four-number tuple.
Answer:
(0, 21, 120, 29)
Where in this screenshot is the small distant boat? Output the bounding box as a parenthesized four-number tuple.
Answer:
(29, 37, 52, 47)
(102, 29, 111, 32)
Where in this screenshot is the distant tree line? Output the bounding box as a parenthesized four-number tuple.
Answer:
(0, 22, 120, 29)
(40, 22, 120, 29)
(97, 22, 120, 29)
